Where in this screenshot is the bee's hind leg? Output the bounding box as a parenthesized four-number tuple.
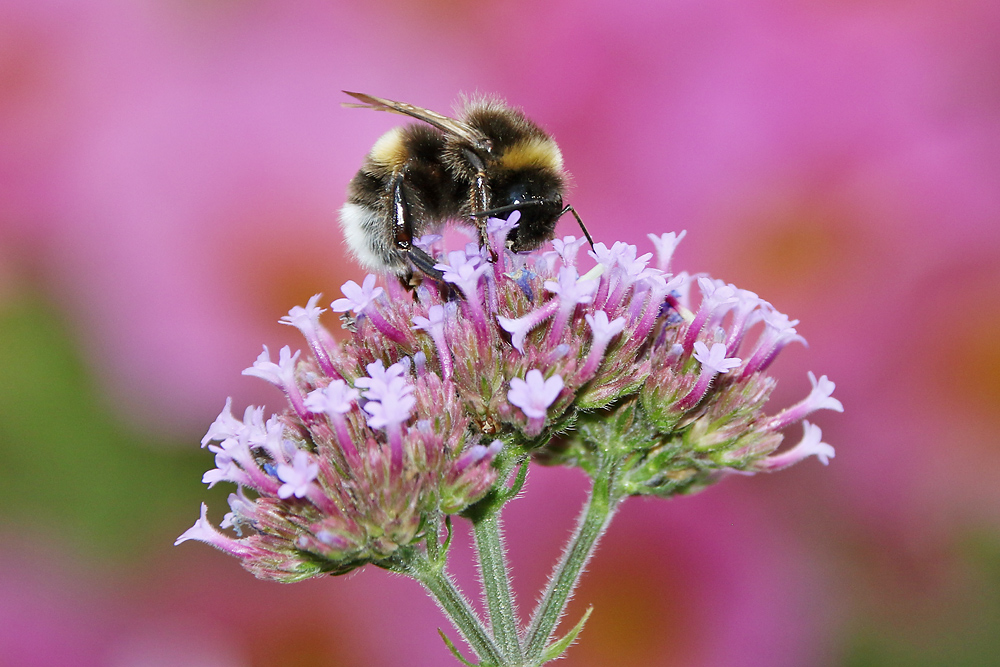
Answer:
(406, 246, 445, 281)
(406, 248, 459, 301)
(389, 170, 445, 283)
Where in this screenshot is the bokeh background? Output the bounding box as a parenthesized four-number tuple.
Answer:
(2, 1, 999, 665)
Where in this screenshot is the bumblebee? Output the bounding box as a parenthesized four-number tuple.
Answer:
(339, 92, 590, 279)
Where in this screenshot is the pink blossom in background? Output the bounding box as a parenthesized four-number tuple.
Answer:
(1, 0, 999, 665)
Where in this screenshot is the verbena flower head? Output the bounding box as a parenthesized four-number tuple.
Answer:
(178, 222, 840, 580)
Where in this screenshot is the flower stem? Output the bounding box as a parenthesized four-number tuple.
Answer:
(474, 513, 523, 663)
(523, 455, 622, 663)
(407, 554, 505, 666)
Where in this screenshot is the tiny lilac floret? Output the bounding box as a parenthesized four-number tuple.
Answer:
(174, 503, 223, 546)
(175, 504, 269, 560)
(276, 450, 320, 499)
(805, 372, 844, 413)
(457, 440, 504, 471)
(412, 304, 453, 378)
(358, 360, 415, 429)
(508, 369, 564, 420)
(741, 306, 808, 377)
(611, 243, 653, 278)
(363, 383, 416, 429)
(413, 234, 443, 252)
(551, 235, 588, 268)
(280, 293, 326, 335)
(202, 397, 242, 446)
(648, 230, 686, 272)
(764, 371, 844, 431)
(697, 278, 739, 313)
(486, 210, 520, 236)
(497, 315, 534, 353)
(693, 341, 742, 375)
(242, 345, 300, 390)
(412, 304, 446, 332)
(497, 299, 559, 353)
(304, 380, 359, 416)
(588, 242, 619, 270)
(544, 266, 597, 306)
(585, 311, 626, 343)
(435, 250, 485, 283)
(261, 414, 293, 462)
(221, 487, 255, 532)
(757, 421, 836, 471)
(355, 359, 410, 402)
(331, 275, 384, 314)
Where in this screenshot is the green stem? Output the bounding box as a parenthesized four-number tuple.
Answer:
(474, 514, 523, 663)
(408, 554, 505, 666)
(523, 455, 622, 662)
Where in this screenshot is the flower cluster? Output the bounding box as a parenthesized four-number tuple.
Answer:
(178, 215, 840, 581)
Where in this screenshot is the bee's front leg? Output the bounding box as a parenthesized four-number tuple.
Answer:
(461, 150, 496, 262)
(470, 171, 501, 264)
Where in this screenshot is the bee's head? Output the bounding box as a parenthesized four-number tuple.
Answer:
(491, 169, 565, 251)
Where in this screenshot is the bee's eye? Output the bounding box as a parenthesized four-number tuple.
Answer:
(504, 185, 528, 211)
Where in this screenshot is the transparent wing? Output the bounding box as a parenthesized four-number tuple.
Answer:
(342, 91, 491, 152)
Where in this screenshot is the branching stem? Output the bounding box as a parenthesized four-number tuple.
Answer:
(474, 514, 523, 663)
(406, 554, 504, 666)
(523, 454, 623, 662)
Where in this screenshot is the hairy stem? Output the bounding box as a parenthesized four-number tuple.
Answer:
(407, 554, 504, 666)
(474, 513, 523, 663)
(523, 455, 622, 662)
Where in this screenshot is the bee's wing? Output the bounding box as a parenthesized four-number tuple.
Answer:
(342, 92, 491, 151)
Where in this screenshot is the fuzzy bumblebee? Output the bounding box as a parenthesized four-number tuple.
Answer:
(339, 92, 588, 279)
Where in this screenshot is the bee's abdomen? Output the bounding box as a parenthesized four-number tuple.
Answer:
(340, 200, 406, 274)
(340, 124, 463, 275)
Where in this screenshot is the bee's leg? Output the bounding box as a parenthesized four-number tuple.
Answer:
(406, 246, 445, 281)
(398, 267, 416, 291)
(390, 171, 445, 281)
(559, 205, 596, 250)
(391, 171, 414, 250)
(462, 150, 497, 261)
(475, 170, 500, 264)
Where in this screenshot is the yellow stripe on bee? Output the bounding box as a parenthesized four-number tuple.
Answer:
(369, 127, 408, 168)
(499, 137, 564, 172)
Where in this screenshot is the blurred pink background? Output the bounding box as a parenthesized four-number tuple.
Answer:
(2, 1, 999, 665)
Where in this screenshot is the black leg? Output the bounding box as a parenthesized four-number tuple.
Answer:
(407, 246, 445, 281)
(390, 170, 447, 281)
(391, 172, 414, 249)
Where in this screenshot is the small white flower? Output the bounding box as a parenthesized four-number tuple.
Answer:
(648, 230, 686, 272)
(304, 380, 360, 417)
(242, 345, 300, 389)
(693, 341, 742, 374)
(276, 450, 320, 499)
(508, 369, 564, 420)
(331, 275, 384, 313)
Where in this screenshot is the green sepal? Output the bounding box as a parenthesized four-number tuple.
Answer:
(437, 629, 482, 667)
(538, 606, 593, 664)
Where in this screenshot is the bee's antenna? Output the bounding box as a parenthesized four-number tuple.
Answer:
(469, 202, 540, 218)
(470, 202, 596, 250)
(558, 205, 595, 250)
